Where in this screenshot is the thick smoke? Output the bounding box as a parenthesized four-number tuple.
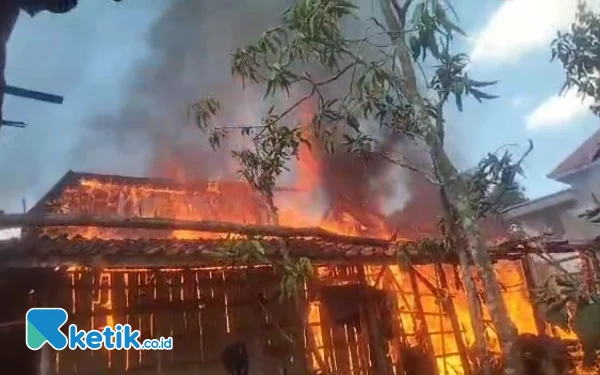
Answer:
(70, 0, 426, 230)
(71, 0, 293, 180)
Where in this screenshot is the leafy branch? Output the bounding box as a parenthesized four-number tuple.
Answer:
(465, 140, 533, 218)
(552, 1, 600, 116)
(208, 236, 314, 302)
(191, 0, 500, 209)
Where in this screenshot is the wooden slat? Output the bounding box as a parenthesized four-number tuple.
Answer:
(169, 272, 187, 364)
(154, 271, 169, 371)
(90, 272, 108, 372)
(110, 273, 127, 371)
(54, 272, 77, 374)
(346, 324, 362, 374)
(139, 273, 156, 369)
(330, 320, 351, 373)
(198, 270, 226, 363)
(194, 270, 206, 363)
(125, 272, 141, 371)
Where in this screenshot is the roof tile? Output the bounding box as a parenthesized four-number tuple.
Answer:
(548, 128, 600, 179)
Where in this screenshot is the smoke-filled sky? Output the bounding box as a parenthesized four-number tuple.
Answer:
(1, 0, 293, 213)
(0, 0, 597, 215)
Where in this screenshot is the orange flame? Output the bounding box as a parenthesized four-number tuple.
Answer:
(47, 97, 588, 374)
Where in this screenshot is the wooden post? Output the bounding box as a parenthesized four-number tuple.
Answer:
(38, 345, 51, 375)
(357, 267, 392, 375)
(38, 276, 53, 375)
(520, 255, 546, 336)
(405, 265, 437, 368)
(4, 85, 64, 104)
(299, 277, 327, 373)
(154, 270, 167, 375)
(434, 263, 472, 375)
(580, 249, 600, 295)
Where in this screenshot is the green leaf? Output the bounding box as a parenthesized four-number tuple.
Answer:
(455, 93, 463, 112)
(346, 115, 360, 131)
(469, 88, 499, 102)
(427, 32, 440, 59)
(412, 2, 425, 25)
(467, 78, 498, 88)
(409, 35, 421, 60)
(435, 2, 466, 36)
(251, 240, 265, 255)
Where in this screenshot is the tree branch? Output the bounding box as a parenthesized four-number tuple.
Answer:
(485, 139, 534, 213)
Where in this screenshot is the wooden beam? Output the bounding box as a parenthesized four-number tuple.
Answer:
(0, 256, 402, 269)
(4, 85, 63, 104)
(0, 213, 390, 247)
(1, 120, 26, 128)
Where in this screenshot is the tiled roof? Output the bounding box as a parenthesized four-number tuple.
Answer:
(548, 128, 600, 180)
(0, 235, 402, 268)
(0, 233, 591, 269)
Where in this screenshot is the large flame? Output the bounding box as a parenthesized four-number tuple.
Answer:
(49, 100, 590, 374)
(44, 99, 392, 239)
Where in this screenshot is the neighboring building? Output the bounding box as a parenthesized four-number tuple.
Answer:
(503, 128, 600, 277)
(504, 128, 600, 241)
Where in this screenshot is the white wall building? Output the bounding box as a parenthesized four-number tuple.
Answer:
(503, 128, 600, 279)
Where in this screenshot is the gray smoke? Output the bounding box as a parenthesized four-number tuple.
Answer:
(70, 0, 293, 180)
(69, 0, 420, 222)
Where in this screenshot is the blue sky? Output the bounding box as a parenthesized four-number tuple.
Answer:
(0, 0, 597, 215)
(447, 0, 599, 199)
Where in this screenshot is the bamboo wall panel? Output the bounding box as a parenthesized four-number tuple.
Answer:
(44, 268, 287, 374)
(27, 258, 540, 375)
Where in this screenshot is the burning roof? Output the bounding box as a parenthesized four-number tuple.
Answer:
(0, 169, 572, 269)
(24, 170, 276, 240)
(0, 207, 591, 269)
(28, 170, 273, 221)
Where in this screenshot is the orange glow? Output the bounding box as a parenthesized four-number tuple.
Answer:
(46, 174, 391, 239)
(42, 98, 392, 240)
(45, 99, 588, 373)
(307, 301, 326, 371)
(64, 262, 585, 375)
(363, 262, 553, 375)
(96, 272, 114, 330)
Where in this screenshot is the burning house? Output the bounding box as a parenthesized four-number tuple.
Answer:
(0, 170, 597, 375)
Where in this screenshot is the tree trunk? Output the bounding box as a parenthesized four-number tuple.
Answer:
(451, 193, 523, 375)
(378, 1, 525, 374)
(439, 186, 492, 375)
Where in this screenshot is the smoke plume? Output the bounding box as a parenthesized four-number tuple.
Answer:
(72, 0, 293, 180)
(69, 0, 427, 229)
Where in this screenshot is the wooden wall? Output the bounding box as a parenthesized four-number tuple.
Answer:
(0, 260, 541, 375)
(46, 267, 305, 375)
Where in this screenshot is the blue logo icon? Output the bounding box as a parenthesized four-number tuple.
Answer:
(26, 308, 69, 350)
(26, 307, 173, 351)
